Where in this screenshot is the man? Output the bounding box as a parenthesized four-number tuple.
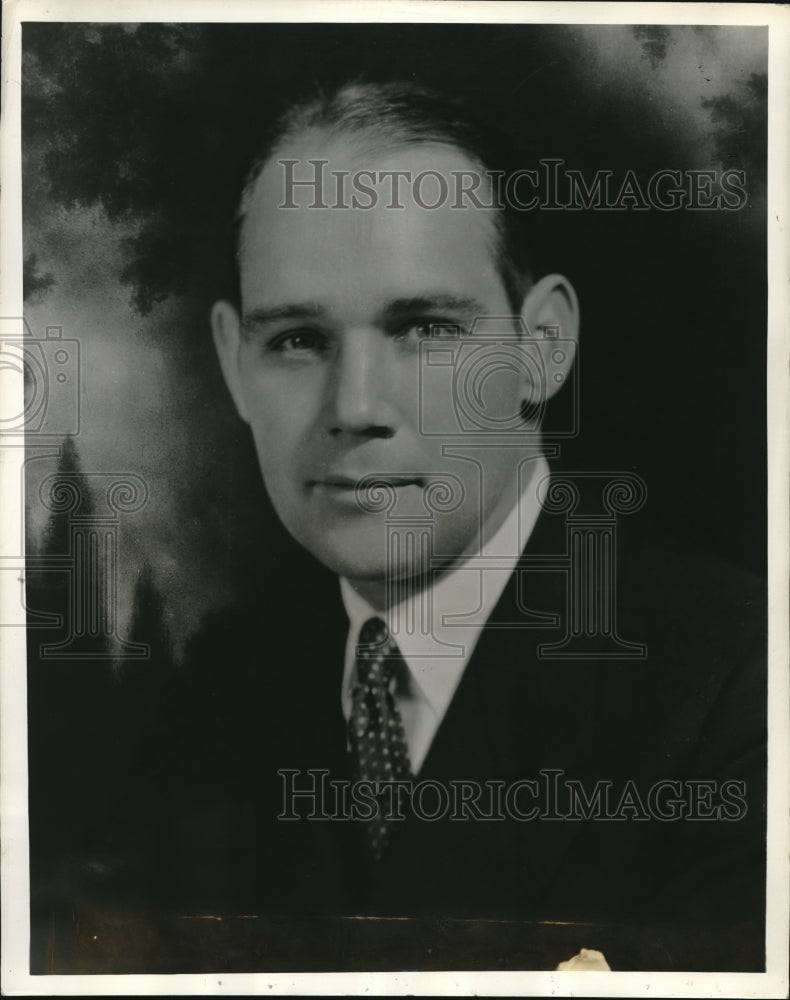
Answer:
(124, 82, 766, 970)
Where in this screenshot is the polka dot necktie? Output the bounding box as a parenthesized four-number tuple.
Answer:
(348, 616, 413, 860)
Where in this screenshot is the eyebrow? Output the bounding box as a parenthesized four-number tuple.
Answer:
(380, 295, 487, 322)
(241, 293, 487, 335)
(242, 302, 326, 332)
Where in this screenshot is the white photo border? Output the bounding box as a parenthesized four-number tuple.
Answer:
(1, 2, 788, 996)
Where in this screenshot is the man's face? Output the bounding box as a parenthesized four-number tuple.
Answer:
(225, 132, 532, 589)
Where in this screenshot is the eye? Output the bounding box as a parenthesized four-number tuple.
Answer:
(393, 321, 429, 343)
(268, 328, 328, 357)
(393, 318, 465, 344)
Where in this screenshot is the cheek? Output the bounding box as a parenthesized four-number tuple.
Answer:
(461, 366, 523, 426)
(419, 351, 524, 435)
(242, 376, 317, 463)
(419, 384, 460, 435)
(245, 414, 302, 504)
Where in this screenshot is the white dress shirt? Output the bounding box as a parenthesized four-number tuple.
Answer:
(340, 454, 548, 774)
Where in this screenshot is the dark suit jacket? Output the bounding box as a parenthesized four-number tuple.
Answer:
(116, 502, 766, 964)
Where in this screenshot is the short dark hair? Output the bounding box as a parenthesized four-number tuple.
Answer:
(232, 80, 535, 314)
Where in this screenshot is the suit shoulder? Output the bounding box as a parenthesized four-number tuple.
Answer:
(620, 529, 766, 654)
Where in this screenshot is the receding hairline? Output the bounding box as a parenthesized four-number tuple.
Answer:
(236, 121, 494, 223)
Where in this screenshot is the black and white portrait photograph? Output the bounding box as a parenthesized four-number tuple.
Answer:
(1, 1, 788, 995)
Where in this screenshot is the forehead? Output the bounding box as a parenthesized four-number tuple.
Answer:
(238, 129, 507, 316)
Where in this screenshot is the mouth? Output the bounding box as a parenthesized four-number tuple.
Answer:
(318, 474, 426, 489)
(310, 473, 427, 502)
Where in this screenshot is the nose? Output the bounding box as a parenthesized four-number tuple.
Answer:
(327, 329, 397, 438)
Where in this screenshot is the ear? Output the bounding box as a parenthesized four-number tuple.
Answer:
(519, 273, 580, 404)
(211, 300, 250, 423)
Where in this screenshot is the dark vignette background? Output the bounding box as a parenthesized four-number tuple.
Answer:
(21, 22, 767, 973)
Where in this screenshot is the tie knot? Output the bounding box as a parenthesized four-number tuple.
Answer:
(358, 616, 389, 648)
(356, 617, 399, 687)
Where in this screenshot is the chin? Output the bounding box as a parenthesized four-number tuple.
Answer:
(296, 531, 387, 581)
(301, 535, 435, 585)
(317, 552, 387, 581)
